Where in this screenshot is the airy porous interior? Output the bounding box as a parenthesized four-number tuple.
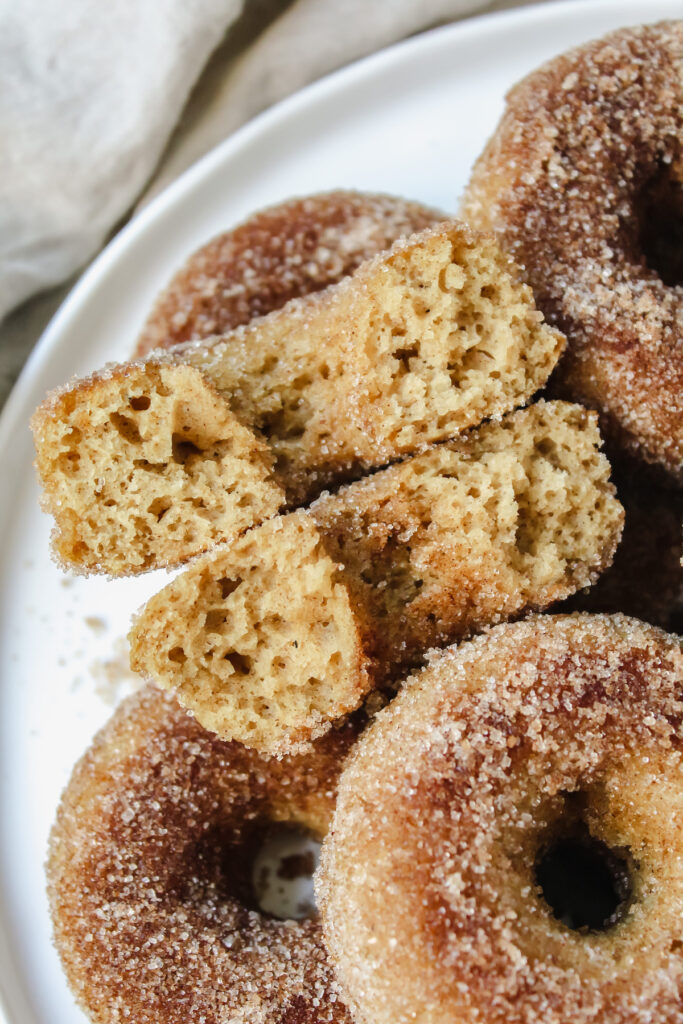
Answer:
(31, 363, 284, 575)
(129, 510, 370, 753)
(177, 222, 564, 503)
(349, 227, 565, 452)
(311, 400, 623, 678)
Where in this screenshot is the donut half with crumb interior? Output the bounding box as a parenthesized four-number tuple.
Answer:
(32, 220, 564, 576)
(317, 613, 683, 1024)
(129, 401, 623, 754)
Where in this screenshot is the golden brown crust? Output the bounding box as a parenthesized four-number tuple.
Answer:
(317, 614, 683, 1024)
(47, 686, 358, 1024)
(135, 190, 445, 356)
(461, 22, 683, 483)
(129, 402, 623, 755)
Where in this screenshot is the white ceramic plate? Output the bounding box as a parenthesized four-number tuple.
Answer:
(0, 1, 679, 1020)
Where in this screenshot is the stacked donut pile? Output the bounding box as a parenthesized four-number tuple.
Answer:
(39, 22, 682, 1024)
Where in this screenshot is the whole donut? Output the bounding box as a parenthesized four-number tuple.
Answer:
(317, 614, 683, 1024)
(47, 686, 358, 1024)
(461, 23, 683, 483)
(135, 190, 444, 356)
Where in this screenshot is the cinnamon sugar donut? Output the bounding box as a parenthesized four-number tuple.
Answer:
(462, 23, 683, 483)
(47, 685, 358, 1024)
(318, 614, 683, 1024)
(135, 191, 444, 356)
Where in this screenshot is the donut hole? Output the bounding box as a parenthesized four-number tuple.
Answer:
(252, 823, 321, 921)
(535, 822, 633, 932)
(187, 820, 321, 922)
(637, 162, 683, 286)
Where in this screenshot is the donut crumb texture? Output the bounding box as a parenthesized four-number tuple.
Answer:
(31, 362, 283, 576)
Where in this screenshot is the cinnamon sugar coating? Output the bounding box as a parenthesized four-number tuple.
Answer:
(47, 686, 357, 1024)
(462, 22, 683, 483)
(135, 191, 444, 356)
(317, 614, 683, 1024)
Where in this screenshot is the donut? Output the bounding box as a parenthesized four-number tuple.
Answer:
(130, 401, 623, 754)
(135, 190, 444, 356)
(317, 614, 683, 1024)
(47, 685, 358, 1024)
(32, 221, 563, 576)
(461, 23, 683, 483)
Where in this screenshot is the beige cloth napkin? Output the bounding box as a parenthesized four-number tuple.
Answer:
(0, 0, 493, 326)
(0, 0, 242, 322)
(141, 0, 497, 205)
